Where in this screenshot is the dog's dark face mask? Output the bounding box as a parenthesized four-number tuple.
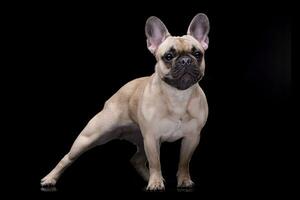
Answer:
(162, 47, 204, 90)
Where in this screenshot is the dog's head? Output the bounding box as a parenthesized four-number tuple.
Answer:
(145, 13, 210, 90)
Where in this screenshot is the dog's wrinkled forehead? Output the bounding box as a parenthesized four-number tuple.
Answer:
(156, 35, 204, 56)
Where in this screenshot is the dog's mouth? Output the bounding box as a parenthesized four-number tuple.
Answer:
(163, 66, 202, 90)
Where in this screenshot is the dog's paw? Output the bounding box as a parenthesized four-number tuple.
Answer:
(146, 176, 165, 191)
(41, 175, 57, 187)
(177, 178, 194, 188)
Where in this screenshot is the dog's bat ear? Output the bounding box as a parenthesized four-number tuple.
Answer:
(145, 16, 170, 54)
(187, 13, 210, 50)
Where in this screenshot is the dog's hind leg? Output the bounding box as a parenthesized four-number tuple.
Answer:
(130, 141, 149, 181)
(120, 128, 149, 182)
(41, 102, 125, 187)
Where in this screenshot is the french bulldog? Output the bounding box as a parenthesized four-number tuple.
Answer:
(41, 13, 209, 191)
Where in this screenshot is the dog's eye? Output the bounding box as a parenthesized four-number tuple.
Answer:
(193, 51, 202, 60)
(164, 53, 174, 61)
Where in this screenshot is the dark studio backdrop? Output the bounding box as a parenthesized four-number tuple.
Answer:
(16, 1, 291, 196)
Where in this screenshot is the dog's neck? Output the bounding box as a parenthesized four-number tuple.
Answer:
(153, 73, 196, 112)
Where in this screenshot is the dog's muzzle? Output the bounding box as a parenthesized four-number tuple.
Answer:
(163, 56, 203, 90)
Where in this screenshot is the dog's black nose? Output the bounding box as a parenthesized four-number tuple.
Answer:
(178, 56, 192, 66)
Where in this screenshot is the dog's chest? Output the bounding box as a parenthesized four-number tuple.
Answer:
(157, 88, 197, 142)
(158, 99, 196, 142)
(159, 115, 197, 142)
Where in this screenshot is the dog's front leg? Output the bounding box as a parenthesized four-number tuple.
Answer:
(177, 134, 200, 188)
(143, 135, 164, 191)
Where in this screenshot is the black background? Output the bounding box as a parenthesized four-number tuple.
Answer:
(13, 1, 292, 197)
